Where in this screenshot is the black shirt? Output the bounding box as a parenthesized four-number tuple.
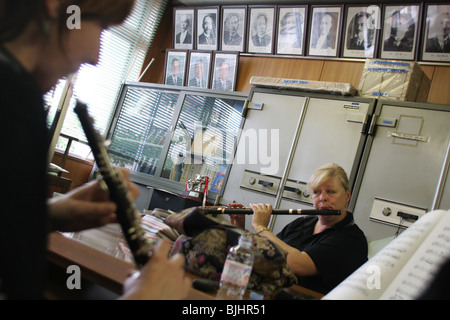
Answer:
(277, 212, 368, 294)
(0, 45, 50, 299)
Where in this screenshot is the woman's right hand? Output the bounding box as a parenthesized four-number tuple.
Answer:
(120, 240, 191, 300)
(228, 203, 246, 229)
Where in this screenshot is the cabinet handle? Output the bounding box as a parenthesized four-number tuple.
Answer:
(368, 114, 378, 136)
(258, 180, 273, 187)
(283, 186, 300, 194)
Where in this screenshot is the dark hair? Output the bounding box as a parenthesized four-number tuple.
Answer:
(0, 1, 45, 41)
(0, 0, 135, 42)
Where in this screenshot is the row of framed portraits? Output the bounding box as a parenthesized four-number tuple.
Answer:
(173, 3, 450, 62)
(164, 50, 239, 91)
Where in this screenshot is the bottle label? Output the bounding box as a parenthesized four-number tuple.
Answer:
(221, 259, 252, 287)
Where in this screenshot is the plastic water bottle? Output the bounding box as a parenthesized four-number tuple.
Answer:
(219, 234, 255, 296)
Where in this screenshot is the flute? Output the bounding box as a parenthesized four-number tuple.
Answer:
(74, 101, 152, 268)
(195, 206, 341, 215)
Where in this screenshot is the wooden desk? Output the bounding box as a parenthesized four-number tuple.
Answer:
(46, 232, 323, 300)
(46, 232, 212, 300)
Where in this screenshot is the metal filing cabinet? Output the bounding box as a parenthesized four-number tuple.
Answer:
(221, 87, 376, 233)
(351, 100, 450, 241)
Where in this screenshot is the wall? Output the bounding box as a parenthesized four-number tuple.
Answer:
(61, 3, 449, 194)
(140, 4, 450, 106)
(50, 152, 94, 193)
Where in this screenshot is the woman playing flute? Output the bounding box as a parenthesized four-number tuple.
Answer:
(229, 163, 368, 295)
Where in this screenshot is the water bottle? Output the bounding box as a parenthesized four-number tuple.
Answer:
(219, 234, 255, 296)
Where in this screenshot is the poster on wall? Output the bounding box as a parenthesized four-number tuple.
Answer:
(380, 4, 421, 61)
(308, 5, 343, 57)
(421, 4, 450, 62)
(247, 6, 276, 54)
(164, 50, 187, 86)
(196, 7, 219, 51)
(342, 5, 380, 59)
(187, 51, 212, 89)
(173, 8, 194, 50)
(221, 6, 247, 52)
(275, 5, 307, 56)
(211, 52, 239, 91)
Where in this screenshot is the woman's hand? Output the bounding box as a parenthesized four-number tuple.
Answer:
(250, 203, 272, 231)
(121, 240, 191, 300)
(227, 202, 246, 229)
(48, 168, 139, 232)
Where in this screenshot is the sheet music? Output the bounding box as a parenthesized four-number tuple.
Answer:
(380, 216, 450, 299)
(324, 210, 447, 300)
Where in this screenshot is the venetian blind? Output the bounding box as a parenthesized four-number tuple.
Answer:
(48, 0, 167, 158)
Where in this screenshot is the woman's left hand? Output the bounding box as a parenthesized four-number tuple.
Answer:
(48, 168, 139, 232)
(250, 203, 272, 231)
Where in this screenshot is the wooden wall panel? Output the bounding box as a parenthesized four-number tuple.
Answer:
(51, 152, 94, 191)
(139, 5, 449, 105)
(138, 4, 450, 101)
(236, 56, 324, 92)
(139, 9, 173, 84)
(319, 60, 364, 88)
(427, 66, 450, 105)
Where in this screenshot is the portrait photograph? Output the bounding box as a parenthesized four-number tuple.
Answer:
(380, 4, 421, 61)
(221, 6, 247, 52)
(173, 8, 194, 50)
(187, 51, 212, 89)
(421, 4, 450, 62)
(276, 6, 307, 56)
(308, 6, 343, 57)
(247, 6, 276, 54)
(342, 5, 380, 58)
(211, 52, 239, 91)
(196, 7, 219, 51)
(164, 50, 187, 87)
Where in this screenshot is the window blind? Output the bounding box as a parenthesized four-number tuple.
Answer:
(107, 87, 179, 174)
(46, 0, 167, 158)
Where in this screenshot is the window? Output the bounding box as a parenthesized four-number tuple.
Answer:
(106, 82, 246, 197)
(161, 94, 243, 186)
(108, 86, 179, 173)
(46, 0, 168, 159)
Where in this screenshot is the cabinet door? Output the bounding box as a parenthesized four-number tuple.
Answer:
(352, 102, 450, 241)
(221, 90, 308, 231)
(273, 96, 373, 234)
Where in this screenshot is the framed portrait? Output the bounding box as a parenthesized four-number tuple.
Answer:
(221, 6, 247, 52)
(380, 4, 421, 61)
(247, 6, 276, 54)
(342, 5, 380, 58)
(211, 52, 239, 91)
(308, 5, 343, 57)
(186, 51, 212, 89)
(421, 4, 450, 62)
(164, 50, 187, 87)
(276, 5, 307, 56)
(196, 7, 219, 51)
(173, 8, 194, 50)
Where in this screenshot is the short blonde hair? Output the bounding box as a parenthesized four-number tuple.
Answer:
(306, 163, 350, 193)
